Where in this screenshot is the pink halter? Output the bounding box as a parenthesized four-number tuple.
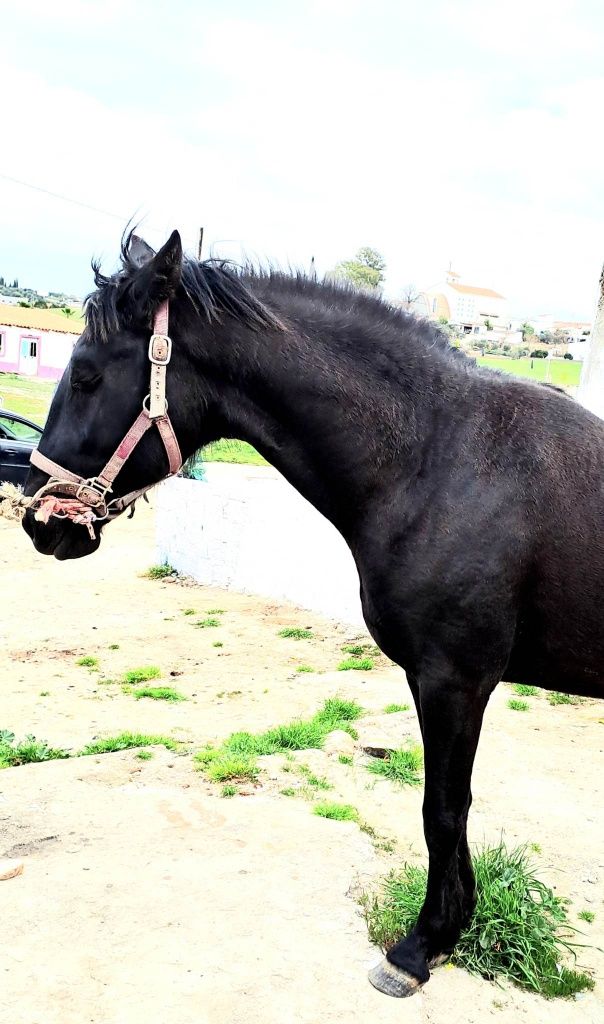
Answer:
(28, 300, 182, 537)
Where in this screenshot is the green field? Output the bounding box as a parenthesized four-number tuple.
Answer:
(477, 355, 581, 388)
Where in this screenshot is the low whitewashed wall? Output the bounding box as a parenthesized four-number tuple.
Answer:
(155, 464, 364, 625)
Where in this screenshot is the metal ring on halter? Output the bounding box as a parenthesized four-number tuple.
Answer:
(142, 394, 169, 415)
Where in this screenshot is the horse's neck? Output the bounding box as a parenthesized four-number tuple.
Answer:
(206, 320, 435, 535)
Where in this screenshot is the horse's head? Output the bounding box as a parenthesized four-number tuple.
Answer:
(22, 229, 200, 560)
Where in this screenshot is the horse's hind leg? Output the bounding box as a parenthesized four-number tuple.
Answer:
(369, 672, 495, 998)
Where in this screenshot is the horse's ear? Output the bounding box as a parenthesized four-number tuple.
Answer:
(129, 235, 156, 267)
(128, 230, 183, 321)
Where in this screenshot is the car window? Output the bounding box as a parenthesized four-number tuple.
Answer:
(0, 415, 42, 442)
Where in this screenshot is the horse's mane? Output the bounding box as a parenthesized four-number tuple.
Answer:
(84, 232, 467, 372)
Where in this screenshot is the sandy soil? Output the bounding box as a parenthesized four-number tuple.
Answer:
(0, 499, 602, 1024)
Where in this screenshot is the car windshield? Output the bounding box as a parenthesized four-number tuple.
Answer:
(0, 415, 42, 443)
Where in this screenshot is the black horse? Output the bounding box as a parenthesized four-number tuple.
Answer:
(23, 232, 604, 998)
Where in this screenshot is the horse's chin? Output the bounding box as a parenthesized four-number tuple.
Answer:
(22, 509, 102, 560)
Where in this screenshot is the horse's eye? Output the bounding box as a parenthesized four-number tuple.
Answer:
(71, 372, 102, 393)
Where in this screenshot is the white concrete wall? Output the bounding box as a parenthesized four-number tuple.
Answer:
(155, 464, 364, 625)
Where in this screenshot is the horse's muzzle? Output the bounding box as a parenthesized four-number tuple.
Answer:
(22, 506, 102, 560)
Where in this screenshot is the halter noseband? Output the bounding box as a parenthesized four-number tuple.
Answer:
(28, 300, 182, 537)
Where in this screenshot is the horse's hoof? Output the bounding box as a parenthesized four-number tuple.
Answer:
(368, 958, 425, 998)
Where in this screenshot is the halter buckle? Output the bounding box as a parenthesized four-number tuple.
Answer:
(76, 478, 110, 511)
(149, 334, 172, 365)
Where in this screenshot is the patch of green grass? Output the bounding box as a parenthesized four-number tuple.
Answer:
(133, 686, 186, 702)
(0, 730, 70, 768)
(341, 643, 366, 656)
(530, 842, 542, 854)
(221, 784, 237, 798)
(278, 627, 313, 640)
(143, 562, 175, 579)
(195, 698, 364, 785)
(79, 732, 178, 756)
(314, 802, 359, 822)
(507, 699, 529, 712)
(296, 665, 315, 673)
(578, 910, 595, 923)
(203, 438, 267, 466)
(206, 608, 225, 615)
(512, 684, 538, 697)
(366, 745, 423, 787)
(212, 641, 224, 648)
(108, 643, 120, 650)
(122, 666, 161, 685)
(477, 355, 581, 388)
(0, 373, 56, 422)
(194, 618, 220, 628)
(383, 703, 410, 714)
(297, 764, 332, 790)
(338, 657, 374, 671)
(361, 843, 594, 997)
(547, 691, 584, 706)
(183, 608, 196, 616)
(280, 787, 296, 797)
(135, 750, 153, 761)
(338, 754, 353, 766)
(77, 655, 98, 668)
(39, 690, 50, 697)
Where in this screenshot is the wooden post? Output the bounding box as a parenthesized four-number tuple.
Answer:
(578, 264, 604, 419)
(197, 227, 204, 261)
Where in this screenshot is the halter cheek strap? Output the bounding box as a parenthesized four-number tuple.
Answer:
(28, 300, 182, 535)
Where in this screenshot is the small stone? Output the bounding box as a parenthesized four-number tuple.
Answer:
(323, 730, 355, 757)
(0, 859, 24, 881)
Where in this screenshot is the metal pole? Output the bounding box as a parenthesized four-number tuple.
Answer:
(578, 264, 604, 420)
(197, 227, 204, 261)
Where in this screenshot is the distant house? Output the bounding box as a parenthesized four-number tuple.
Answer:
(0, 304, 83, 381)
(416, 269, 508, 336)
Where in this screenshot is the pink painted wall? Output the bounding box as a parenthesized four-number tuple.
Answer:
(0, 322, 77, 379)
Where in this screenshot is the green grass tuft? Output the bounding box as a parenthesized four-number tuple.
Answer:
(77, 655, 98, 668)
(206, 608, 225, 615)
(513, 684, 538, 697)
(108, 643, 120, 650)
(547, 691, 584, 706)
(296, 665, 315, 673)
(136, 750, 153, 761)
(361, 843, 595, 998)
(383, 703, 410, 714)
(578, 910, 595, 923)
(314, 802, 359, 822)
(39, 691, 50, 697)
(79, 732, 178, 756)
(0, 730, 69, 768)
(194, 618, 220, 628)
(278, 627, 313, 640)
(123, 666, 161, 685)
(221, 784, 237, 797)
(338, 754, 353, 766)
(143, 563, 175, 579)
(194, 747, 259, 783)
(183, 608, 196, 616)
(338, 657, 374, 671)
(341, 643, 366, 656)
(366, 745, 423, 786)
(507, 699, 529, 712)
(133, 686, 186, 702)
(212, 641, 224, 648)
(280, 787, 296, 797)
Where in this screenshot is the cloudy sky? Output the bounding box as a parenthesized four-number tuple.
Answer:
(2, 0, 603, 319)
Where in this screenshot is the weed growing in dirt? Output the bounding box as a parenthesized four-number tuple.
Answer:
(280, 787, 296, 797)
(366, 745, 423, 787)
(547, 691, 584, 706)
(80, 732, 178, 755)
(213, 642, 224, 648)
(341, 644, 366, 656)
(0, 730, 70, 768)
(578, 910, 595, 923)
(133, 686, 186, 702)
(136, 750, 153, 760)
(194, 618, 220, 628)
(513, 684, 538, 697)
(296, 665, 315, 673)
(183, 608, 196, 616)
(143, 563, 175, 579)
(108, 643, 120, 650)
(314, 802, 359, 822)
(77, 656, 99, 668)
(39, 691, 50, 697)
(278, 627, 313, 640)
(195, 698, 364, 784)
(338, 754, 353, 766)
(383, 703, 410, 714)
(507, 699, 529, 712)
(297, 763, 332, 790)
(221, 784, 237, 797)
(360, 843, 594, 998)
(338, 657, 373, 671)
(123, 666, 161, 685)
(530, 842, 542, 854)
(206, 608, 225, 615)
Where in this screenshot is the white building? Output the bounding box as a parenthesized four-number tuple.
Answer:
(417, 269, 508, 336)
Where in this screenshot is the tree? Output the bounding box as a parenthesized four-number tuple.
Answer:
(0, 276, 4, 287)
(400, 283, 421, 312)
(484, 318, 494, 332)
(11, 278, 18, 288)
(61, 306, 75, 318)
(521, 322, 535, 343)
(333, 247, 386, 290)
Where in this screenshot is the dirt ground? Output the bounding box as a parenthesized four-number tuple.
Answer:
(1, 499, 602, 1024)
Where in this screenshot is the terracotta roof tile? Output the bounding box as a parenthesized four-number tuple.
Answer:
(0, 304, 83, 335)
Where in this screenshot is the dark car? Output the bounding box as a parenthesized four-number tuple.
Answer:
(0, 410, 43, 487)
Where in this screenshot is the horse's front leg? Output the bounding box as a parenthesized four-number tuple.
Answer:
(369, 674, 495, 998)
